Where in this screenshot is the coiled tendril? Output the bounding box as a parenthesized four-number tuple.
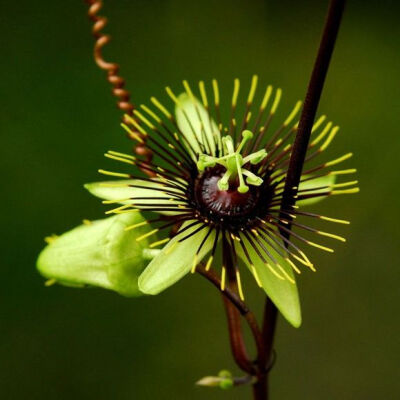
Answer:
(85, 0, 153, 172)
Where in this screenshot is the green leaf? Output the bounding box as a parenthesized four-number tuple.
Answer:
(296, 174, 336, 207)
(84, 179, 181, 216)
(37, 213, 153, 296)
(139, 221, 215, 294)
(236, 234, 301, 327)
(175, 93, 219, 156)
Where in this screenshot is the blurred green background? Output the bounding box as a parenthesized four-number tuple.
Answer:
(1, 0, 399, 399)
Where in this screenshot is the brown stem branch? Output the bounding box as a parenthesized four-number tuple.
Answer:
(197, 261, 271, 399)
(222, 237, 256, 375)
(280, 0, 346, 223)
(197, 264, 263, 375)
(223, 296, 255, 374)
(253, 298, 278, 400)
(258, 1, 346, 399)
(197, 264, 248, 315)
(261, 297, 278, 369)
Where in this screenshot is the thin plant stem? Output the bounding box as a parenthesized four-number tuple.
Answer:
(260, 1, 346, 399)
(280, 0, 346, 221)
(254, 298, 277, 400)
(222, 236, 255, 374)
(197, 264, 265, 366)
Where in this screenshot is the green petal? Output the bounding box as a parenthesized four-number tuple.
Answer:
(296, 175, 336, 207)
(236, 234, 301, 327)
(37, 213, 152, 296)
(84, 179, 181, 216)
(139, 221, 215, 294)
(175, 93, 219, 156)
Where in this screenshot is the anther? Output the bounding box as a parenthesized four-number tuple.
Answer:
(197, 130, 267, 194)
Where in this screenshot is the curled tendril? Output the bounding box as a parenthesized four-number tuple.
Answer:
(86, 0, 133, 113)
(85, 0, 153, 173)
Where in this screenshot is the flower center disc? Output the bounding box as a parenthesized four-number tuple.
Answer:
(195, 166, 261, 219)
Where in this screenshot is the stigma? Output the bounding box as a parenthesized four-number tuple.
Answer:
(197, 130, 267, 194)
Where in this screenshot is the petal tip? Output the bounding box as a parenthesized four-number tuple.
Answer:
(291, 317, 302, 329)
(137, 274, 158, 295)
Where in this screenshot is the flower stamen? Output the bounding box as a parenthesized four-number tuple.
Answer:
(197, 130, 267, 194)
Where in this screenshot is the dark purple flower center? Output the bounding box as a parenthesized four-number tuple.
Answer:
(192, 166, 274, 230)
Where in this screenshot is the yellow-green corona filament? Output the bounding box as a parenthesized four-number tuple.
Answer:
(197, 130, 267, 193)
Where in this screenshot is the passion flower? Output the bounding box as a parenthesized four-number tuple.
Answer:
(84, 76, 358, 327)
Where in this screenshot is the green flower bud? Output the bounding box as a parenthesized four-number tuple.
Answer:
(37, 212, 152, 296)
(218, 371, 234, 390)
(218, 370, 232, 379)
(196, 370, 234, 390)
(219, 379, 234, 390)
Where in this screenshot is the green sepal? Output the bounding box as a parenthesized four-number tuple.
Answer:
(139, 221, 215, 295)
(37, 212, 152, 296)
(84, 179, 181, 216)
(236, 233, 301, 328)
(175, 93, 219, 157)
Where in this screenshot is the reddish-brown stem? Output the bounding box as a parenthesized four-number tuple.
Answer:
(253, 298, 278, 400)
(197, 265, 262, 349)
(221, 237, 256, 374)
(258, 1, 346, 399)
(223, 296, 255, 375)
(261, 298, 278, 369)
(280, 0, 346, 224)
